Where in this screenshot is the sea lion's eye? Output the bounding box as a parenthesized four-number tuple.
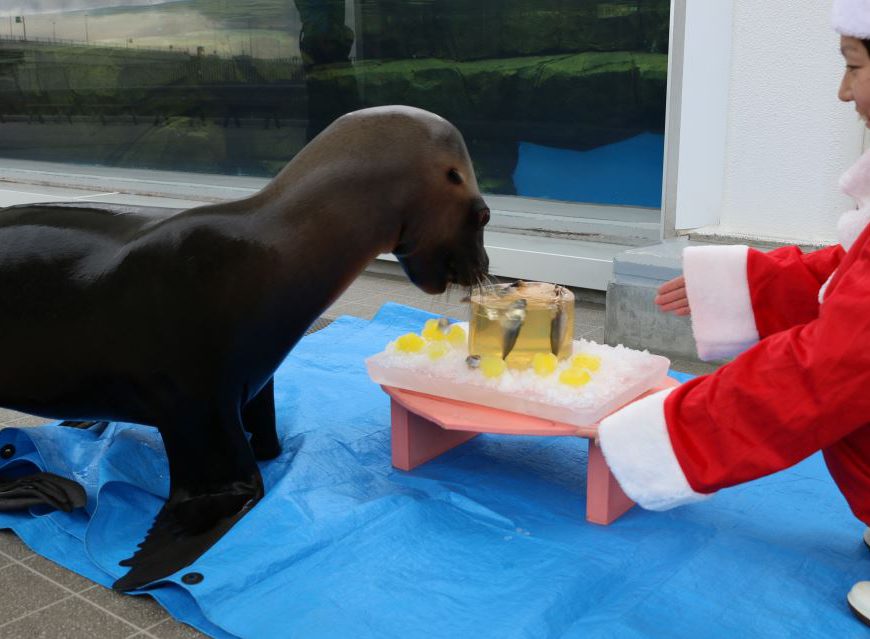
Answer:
(447, 169, 463, 185)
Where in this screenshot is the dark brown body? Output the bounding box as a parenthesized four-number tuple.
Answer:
(0, 106, 490, 590)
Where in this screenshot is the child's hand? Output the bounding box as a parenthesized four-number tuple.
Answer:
(655, 276, 690, 316)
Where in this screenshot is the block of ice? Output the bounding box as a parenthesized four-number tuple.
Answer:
(366, 324, 670, 427)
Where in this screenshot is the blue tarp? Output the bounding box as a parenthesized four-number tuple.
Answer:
(0, 303, 866, 638)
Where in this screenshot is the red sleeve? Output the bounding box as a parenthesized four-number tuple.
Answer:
(747, 244, 845, 338)
(599, 242, 857, 511)
(667, 242, 870, 494)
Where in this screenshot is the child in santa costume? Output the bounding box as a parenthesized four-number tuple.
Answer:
(597, 0, 870, 627)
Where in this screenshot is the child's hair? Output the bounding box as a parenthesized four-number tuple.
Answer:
(864, 39, 870, 54)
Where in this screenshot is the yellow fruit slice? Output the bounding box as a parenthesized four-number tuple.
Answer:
(480, 356, 507, 379)
(532, 352, 559, 377)
(447, 324, 467, 347)
(395, 333, 425, 353)
(421, 318, 448, 341)
(426, 341, 450, 361)
(571, 353, 601, 372)
(559, 368, 591, 387)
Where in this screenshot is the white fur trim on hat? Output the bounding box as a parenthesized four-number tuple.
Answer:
(682, 245, 759, 361)
(833, 0, 870, 39)
(598, 387, 711, 511)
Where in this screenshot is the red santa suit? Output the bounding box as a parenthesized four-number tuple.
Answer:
(598, 149, 870, 525)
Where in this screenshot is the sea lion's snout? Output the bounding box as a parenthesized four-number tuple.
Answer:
(449, 198, 490, 287)
(401, 193, 491, 293)
(392, 118, 492, 294)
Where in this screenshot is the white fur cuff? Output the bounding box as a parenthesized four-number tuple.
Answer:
(683, 245, 759, 361)
(598, 388, 710, 511)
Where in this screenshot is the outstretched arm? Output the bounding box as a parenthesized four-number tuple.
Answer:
(656, 244, 845, 361)
(599, 240, 870, 511)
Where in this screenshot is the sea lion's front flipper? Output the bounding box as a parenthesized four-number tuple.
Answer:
(0, 472, 86, 512)
(112, 410, 263, 592)
(242, 378, 281, 461)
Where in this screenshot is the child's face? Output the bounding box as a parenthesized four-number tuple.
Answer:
(840, 36, 870, 126)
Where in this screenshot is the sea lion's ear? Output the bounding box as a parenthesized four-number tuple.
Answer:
(447, 168, 464, 185)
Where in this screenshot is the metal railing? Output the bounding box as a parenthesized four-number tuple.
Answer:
(0, 35, 307, 66)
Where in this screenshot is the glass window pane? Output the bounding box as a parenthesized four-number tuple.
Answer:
(0, 1, 669, 209)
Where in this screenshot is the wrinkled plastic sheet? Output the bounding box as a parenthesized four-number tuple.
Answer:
(0, 302, 866, 638)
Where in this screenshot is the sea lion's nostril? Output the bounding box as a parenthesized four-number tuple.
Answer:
(479, 208, 491, 227)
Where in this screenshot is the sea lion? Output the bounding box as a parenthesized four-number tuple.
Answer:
(0, 105, 490, 591)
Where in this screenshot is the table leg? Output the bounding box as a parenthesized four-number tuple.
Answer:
(391, 399, 478, 471)
(586, 439, 635, 525)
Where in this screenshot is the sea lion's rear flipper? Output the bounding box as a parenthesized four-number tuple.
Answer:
(112, 411, 264, 592)
(0, 472, 86, 512)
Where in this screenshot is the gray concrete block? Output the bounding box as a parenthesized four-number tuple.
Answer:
(606, 240, 726, 362)
(605, 282, 700, 360)
(612, 237, 708, 286)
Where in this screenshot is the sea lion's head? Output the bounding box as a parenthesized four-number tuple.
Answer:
(393, 162, 491, 295)
(313, 106, 490, 294)
(369, 107, 491, 294)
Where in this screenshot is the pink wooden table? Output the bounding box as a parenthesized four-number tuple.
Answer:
(382, 378, 678, 525)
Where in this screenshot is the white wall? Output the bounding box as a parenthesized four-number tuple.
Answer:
(696, 0, 865, 244)
(672, 0, 733, 230)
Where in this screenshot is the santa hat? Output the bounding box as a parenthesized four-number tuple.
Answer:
(833, 0, 870, 38)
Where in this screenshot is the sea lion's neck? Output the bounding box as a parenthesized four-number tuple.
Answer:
(244, 157, 410, 340)
(256, 156, 408, 263)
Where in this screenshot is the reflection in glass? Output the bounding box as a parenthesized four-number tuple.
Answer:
(0, 1, 669, 208)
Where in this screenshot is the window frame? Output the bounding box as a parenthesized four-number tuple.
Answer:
(1, 1, 732, 291)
